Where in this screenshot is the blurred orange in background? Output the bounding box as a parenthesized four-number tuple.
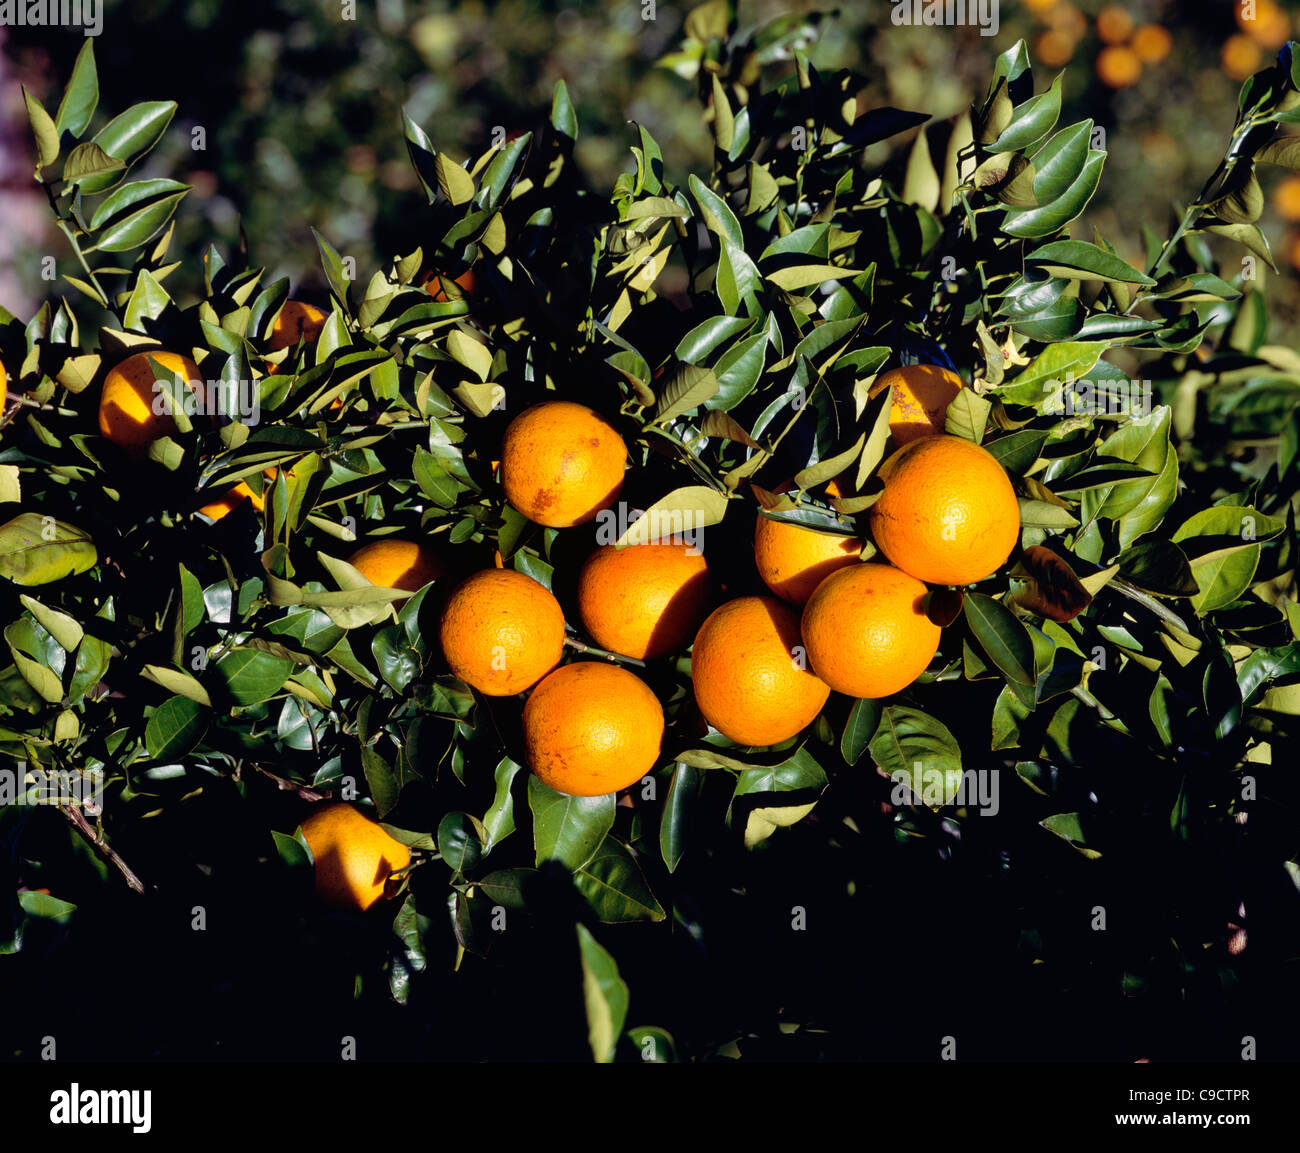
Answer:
(1097, 44, 1142, 88)
(1131, 24, 1172, 64)
(1096, 5, 1135, 45)
(1236, 0, 1290, 50)
(1222, 34, 1263, 82)
(1272, 175, 1300, 223)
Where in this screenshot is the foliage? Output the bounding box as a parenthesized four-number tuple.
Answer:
(2, 13, 1299, 1062)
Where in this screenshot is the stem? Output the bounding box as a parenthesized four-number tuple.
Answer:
(563, 636, 647, 667)
(60, 804, 144, 894)
(54, 217, 112, 313)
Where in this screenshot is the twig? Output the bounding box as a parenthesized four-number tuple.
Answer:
(563, 636, 648, 667)
(252, 763, 330, 800)
(60, 804, 144, 894)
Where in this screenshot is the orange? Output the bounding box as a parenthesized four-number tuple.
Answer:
(1274, 175, 1300, 222)
(1046, 2, 1086, 39)
(1096, 45, 1141, 88)
(266, 300, 328, 351)
(881, 364, 966, 447)
(424, 268, 476, 302)
(1131, 24, 1172, 63)
(1095, 5, 1134, 45)
(577, 542, 711, 659)
(1238, 0, 1290, 49)
(347, 538, 446, 592)
(1036, 29, 1077, 68)
(499, 400, 626, 528)
(198, 480, 265, 521)
(801, 563, 941, 699)
(0, 358, 7, 414)
(98, 350, 203, 454)
(523, 662, 665, 796)
(299, 802, 411, 912)
(1222, 34, 1262, 81)
(691, 595, 831, 747)
(753, 515, 862, 604)
(439, 568, 565, 695)
(868, 434, 1020, 586)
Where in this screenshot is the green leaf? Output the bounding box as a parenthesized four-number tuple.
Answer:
(0, 513, 97, 586)
(17, 595, 82, 653)
(1026, 240, 1155, 285)
(19, 891, 76, 924)
(550, 78, 578, 140)
(437, 812, 484, 875)
(434, 153, 476, 206)
(578, 924, 629, 1063)
(212, 648, 293, 706)
(481, 757, 523, 852)
(1040, 812, 1101, 858)
(870, 706, 964, 809)
(529, 776, 614, 870)
(841, 697, 882, 765)
(78, 100, 177, 195)
(688, 173, 743, 248)
(766, 264, 863, 292)
(62, 141, 125, 189)
(312, 228, 352, 307)
(654, 364, 718, 422)
(964, 593, 1035, 686)
(660, 763, 698, 873)
(708, 331, 768, 410)
(615, 486, 728, 545)
(990, 72, 1062, 152)
(717, 238, 761, 316)
(144, 695, 207, 760)
(22, 86, 59, 171)
(91, 191, 186, 253)
(54, 40, 98, 138)
(575, 838, 666, 922)
(902, 128, 939, 212)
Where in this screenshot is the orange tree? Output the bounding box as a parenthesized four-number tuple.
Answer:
(2, 13, 1299, 1062)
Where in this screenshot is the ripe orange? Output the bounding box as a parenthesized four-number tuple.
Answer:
(577, 542, 711, 659)
(691, 595, 830, 747)
(424, 268, 476, 302)
(523, 662, 665, 796)
(499, 400, 626, 528)
(0, 358, 8, 413)
(198, 480, 265, 521)
(347, 538, 446, 592)
(1222, 34, 1262, 81)
(299, 803, 411, 912)
(753, 515, 862, 604)
(1096, 45, 1142, 88)
(266, 300, 327, 351)
(801, 563, 941, 699)
(868, 434, 1020, 586)
(439, 568, 565, 695)
(1095, 5, 1134, 45)
(1131, 23, 1172, 63)
(881, 364, 966, 447)
(98, 350, 203, 453)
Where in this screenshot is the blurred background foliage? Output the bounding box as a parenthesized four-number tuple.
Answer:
(3, 0, 1300, 335)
